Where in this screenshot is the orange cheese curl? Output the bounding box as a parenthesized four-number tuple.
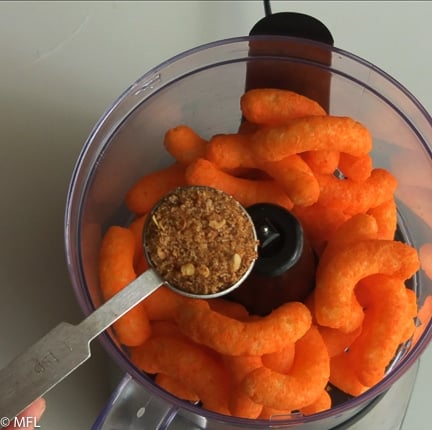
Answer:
(207, 134, 320, 206)
(259, 154, 320, 206)
(208, 298, 249, 320)
(301, 150, 340, 175)
(185, 158, 293, 210)
(300, 389, 332, 416)
(320, 213, 378, 264)
(316, 168, 398, 215)
(163, 125, 207, 165)
(241, 325, 330, 411)
(130, 335, 231, 415)
(292, 203, 350, 255)
(99, 226, 151, 346)
(206, 133, 256, 172)
(250, 116, 372, 162)
(127, 214, 149, 273)
(222, 355, 263, 419)
(367, 198, 397, 240)
(174, 300, 311, 356)
(349, 274, 416, 387)
(330, 352, 368, 397)
(154, 373, 200, 402)
(338, 153, 372, 182)
(318, 325, 362, 358)
(240, 88, 326, 125)
(143, 285, 187, 321)
(315, 240, 420, 333)
(261, 343, 296, 374)
(125, 163, 186, 215)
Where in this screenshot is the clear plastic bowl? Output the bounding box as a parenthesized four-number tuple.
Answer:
(65, 36, 432, 429)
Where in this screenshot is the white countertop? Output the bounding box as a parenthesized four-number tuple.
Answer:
(0, 1, 431, 429)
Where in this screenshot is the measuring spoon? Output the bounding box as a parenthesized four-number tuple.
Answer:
(0, 186, 258, 421)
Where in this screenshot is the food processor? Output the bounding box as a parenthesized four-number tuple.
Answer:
(64, 4, 432, 430)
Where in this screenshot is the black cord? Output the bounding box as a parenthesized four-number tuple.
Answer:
(263, 0, 272, 16)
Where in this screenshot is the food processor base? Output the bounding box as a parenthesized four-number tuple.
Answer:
(93, 360, 419, 430)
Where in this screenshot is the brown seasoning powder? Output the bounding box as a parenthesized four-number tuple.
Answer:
(145, 186, 258, 295)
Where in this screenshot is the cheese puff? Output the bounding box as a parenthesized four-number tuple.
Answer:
(175, 300, 311, 356)
(206, 133, 321, 206)
(128, 215, 148, 267)
(149, 320, 187, 340)
(143, 285, 186, 321)
(261, 343, 295, 374)
(292, 203, 350, 254)
(135, 254, 150, 275)
(338, 153, 372, 182)
(207, 135, 316, 202)
(228, 385, 263, 419)
(329, 352, 369, 396)
(241, 326, 330, 410)
(317, 213, 378, 303)
(301, 150, 340, 175)
(367, 198, 397, 240)
(163, 125, 207, 165)
(250, 116, 372, 162)
(315, 240, 420, 332)
(99, 226, 136, 300)
(259, 155, 320, 206)
(316, 168, 398, 216)
(99, 226, 151, 346)
(420, 242, 432, 279)
(310, 274, 364, 337)
(238, 120, 261, 134)
(300, 389, 332, 415)
(222, 355, 263, 385)
(130, 335, 231, 415)
(155, 373, 200, 402)
(185, 158, 294, 210)
(304, 291, 318, 324)
(350, 274, 412, 386)
(125, 163, 187, 215)
(208, 298, 249, 320)
(321, 213, 378, 264)
(127, 213, 150, 275)
(206, 133, 256, 172)
(240, 88, 326, 125)
(222, 355, 264, 419)
(318, 326, 362, 358)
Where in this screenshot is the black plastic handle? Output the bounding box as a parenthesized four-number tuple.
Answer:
(227, 204, 316, 315)
(250, 10, 333, 46)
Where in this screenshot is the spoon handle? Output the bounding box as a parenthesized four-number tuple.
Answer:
(0, 269, 164, 421)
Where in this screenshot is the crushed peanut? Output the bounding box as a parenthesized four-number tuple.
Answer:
(231, 253, 242, 272)
(145, 186, 258, 295)
(181, 263, 195, 276)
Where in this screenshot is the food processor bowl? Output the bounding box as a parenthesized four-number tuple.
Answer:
(65, 36, 432, 429)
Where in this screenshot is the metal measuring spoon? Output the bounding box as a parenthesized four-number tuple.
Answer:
(0, 186, 258, 421)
